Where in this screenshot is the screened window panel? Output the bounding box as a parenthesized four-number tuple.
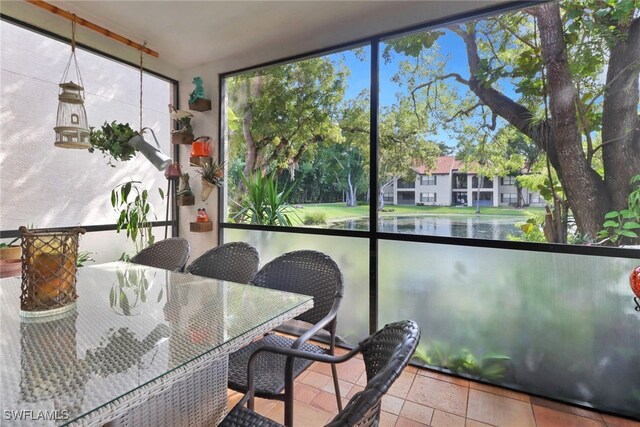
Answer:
(379, 240, 640, 418)
(224, 229, 369, 344)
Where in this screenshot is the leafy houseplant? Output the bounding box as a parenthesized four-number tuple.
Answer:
(89, 121, 139, 167)
(233, 171, 298, 226)
(194, 161, 224, 201)
(597, 175, 640, 246)
(111, 181, 164, 259)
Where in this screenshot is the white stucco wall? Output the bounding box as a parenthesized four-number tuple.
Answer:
(173, 66, 220, 260)
(415, 174, 451, 206)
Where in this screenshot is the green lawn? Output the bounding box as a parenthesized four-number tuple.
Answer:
(292, 202, 544, 225)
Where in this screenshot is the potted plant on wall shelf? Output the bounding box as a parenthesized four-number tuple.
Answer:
(169, 105, 194, 145)
(194, 161, 224, 201)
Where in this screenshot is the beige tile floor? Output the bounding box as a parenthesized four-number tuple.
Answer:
(227, 353, 640, 427)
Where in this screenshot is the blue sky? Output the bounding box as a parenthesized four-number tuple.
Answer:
(329, 29, 522, 148)
(335, 30, 472, 107)
(328, 30, 476, 148)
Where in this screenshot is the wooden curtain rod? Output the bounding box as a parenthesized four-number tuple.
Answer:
(25, 0, 159, 57)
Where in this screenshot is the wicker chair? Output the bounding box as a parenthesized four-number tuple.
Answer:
(227, 250, 344, 426)
(221, 320, 420, 427)
(185, 242, 259, 284)
(129, 237, 190, 272)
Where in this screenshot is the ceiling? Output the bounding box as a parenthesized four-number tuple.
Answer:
(46, 1, 503, 71)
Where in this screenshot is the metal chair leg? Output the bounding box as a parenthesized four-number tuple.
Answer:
(331, 363, 342, 412)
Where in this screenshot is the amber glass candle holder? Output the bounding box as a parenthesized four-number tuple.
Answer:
(19, 226, 85, 316)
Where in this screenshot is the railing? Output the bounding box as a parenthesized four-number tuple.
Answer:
(397, 180, 415, 189)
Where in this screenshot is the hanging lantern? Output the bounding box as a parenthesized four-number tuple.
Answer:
(54, 19, 90, 149)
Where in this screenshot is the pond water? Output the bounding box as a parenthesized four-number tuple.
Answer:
(329, 214, 523, 240)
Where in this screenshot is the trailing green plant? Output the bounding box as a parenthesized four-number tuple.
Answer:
(302, 212, 327, 225)
(597, 175, 640, 246)
(414, 343, 510, 382)
(111, 181, 164, 257)
(89, 121, 139, 167)
(233, 171, 298, 226)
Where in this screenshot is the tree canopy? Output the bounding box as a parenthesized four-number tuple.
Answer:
(384, 0, 639, 243)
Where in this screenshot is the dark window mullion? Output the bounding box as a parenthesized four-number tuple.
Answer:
(369, 38, 380, 335)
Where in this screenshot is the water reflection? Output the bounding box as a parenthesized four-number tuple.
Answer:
(331, 215, 523, 240)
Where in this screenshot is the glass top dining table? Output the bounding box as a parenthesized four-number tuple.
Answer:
(0, 262, 314, 426)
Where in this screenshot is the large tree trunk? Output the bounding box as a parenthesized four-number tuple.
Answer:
(346, 172, 357, 207)
(456, 3, 623, 241)
(536, 2, 611, 240)
(242, 106, 257, 179)
(601, 16, 640, 210)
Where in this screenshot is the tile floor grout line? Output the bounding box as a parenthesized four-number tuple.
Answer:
(531, 400, 539, 427)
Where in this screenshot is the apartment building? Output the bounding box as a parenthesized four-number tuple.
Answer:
(382, 156, 545, 207)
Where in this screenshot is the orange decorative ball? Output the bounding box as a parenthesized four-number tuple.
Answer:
(631, 266, 640, 298)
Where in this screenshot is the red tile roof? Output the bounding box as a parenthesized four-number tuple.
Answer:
(412, 156, 466, 175)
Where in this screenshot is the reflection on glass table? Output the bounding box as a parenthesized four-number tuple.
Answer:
(0, 262, 313, 426)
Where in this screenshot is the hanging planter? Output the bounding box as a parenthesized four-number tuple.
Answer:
(201, 179, 216, 202)
(89, 122, 170, 171)
(194, 160, 224, 201)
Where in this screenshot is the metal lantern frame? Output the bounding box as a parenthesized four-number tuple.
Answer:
(54, 19, 91, 149)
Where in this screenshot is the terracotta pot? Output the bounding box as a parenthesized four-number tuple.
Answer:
(0, 245, 21, 260)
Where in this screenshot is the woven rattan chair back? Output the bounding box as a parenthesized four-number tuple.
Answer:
(326, 320, 420, 427)
(186, 242, 259, 284)
(251, 250, 343, 329)
(129, 238, 190, 272)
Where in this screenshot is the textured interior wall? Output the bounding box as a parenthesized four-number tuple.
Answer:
(176, 66, 220, 260)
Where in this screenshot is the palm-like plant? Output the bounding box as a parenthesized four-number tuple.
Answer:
(233, 171, 297, 226)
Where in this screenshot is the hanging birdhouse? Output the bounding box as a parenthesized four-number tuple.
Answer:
(54, 81, 91, 148)
(54, 19, 91, 149)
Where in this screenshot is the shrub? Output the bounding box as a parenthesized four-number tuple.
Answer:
(303, 212, 327, 225)
(233, 171, 297, 226)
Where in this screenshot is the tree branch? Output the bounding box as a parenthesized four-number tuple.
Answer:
(495, 17, 538, 50)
